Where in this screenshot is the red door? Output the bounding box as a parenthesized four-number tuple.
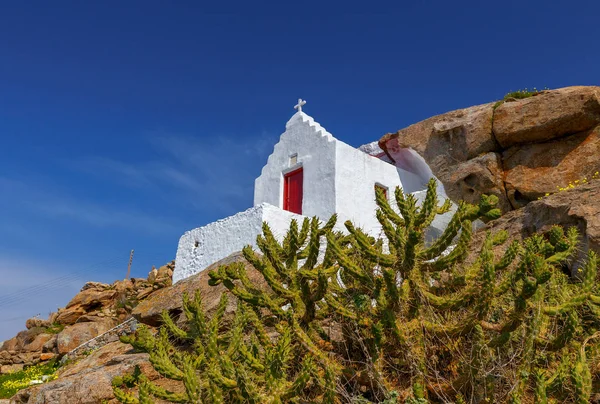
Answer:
(284, 168, 303, 214)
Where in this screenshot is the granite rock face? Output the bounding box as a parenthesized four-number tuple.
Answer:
(0, 262, 174, 374)
(10, 342, 166, 404)
(471, 180, 600, 275)
(133, 252, 268, 327)
(493, 86, 600, 148)
(502, 125, 600, 208)
(56, 319, 117, 355)
(380, 86, 600, 211)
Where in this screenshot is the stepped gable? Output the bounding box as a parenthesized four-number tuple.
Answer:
(175, 101, 412, 283)
(380, 85, 600, 211)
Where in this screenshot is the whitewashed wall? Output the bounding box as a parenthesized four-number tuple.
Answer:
(254, 112, 337, 220)
(175, 110, 457, 283)
(173, 203, 306, 283)
(334, 141, 403, 236)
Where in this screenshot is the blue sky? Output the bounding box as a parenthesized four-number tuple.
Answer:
(1, 0, 598, 340)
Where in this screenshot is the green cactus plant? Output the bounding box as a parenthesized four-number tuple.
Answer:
(114, 178, 600, 403)
(113, 291, 331, 403)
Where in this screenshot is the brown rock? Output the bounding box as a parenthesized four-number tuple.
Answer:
(56, 320, 117, 354)
(22, 333, 53, 353)
(113, 279, 134, 295)
(379, 86, 600, 212)
(130, 277, 146, 286)
(11, 341, 159, 404)
(155, 263, 173, 287)
(380, 103, 504, 210)
(147, 267, 158, 284)
(381, 103, 497, 164)
(56, 288, 118, 325)
(133, 252, 268, 327)
(25, 318, 50, 330)
(493, 86, 600, 148)
(80, 281, 109, 291)
(76, 314, 107, 323)
(480, 180, 600, 275)
(42, 334, 57, 353)
(65, 289, 117, 310)
(17, 352, 40, 366)
(47, 312, 58, 325)
(135, 286, 154, 300)
(54, 307, 85, 326)
(439, 152, 512, 213)
(0, 364, 23, 374)
(503, 125, 600, 208)
(0, 336, 18, 352)
(0, 350, 11, 363)
(0, 328, 48, 353)
(39, 353, 56, 361)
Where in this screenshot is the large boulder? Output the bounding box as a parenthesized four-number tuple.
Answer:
(10, 341, 162, 404)
(475, 180, 600, 274)
(56, 319, 117, 355)
(55, 286, 117, 325)
(503, 125, 600, 208)
(0, 329, 52, 357)
(493, 86, 600, 148)
(380, 86, 600, 212)
(133, 252, 267, 327)
(24, 318, 50, 330)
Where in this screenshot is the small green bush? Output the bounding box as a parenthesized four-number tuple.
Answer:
(44, 323, 64, 334)
(113, 179, 600, 403)
(0, 360, 59, 398)
(493, 87, 549, 111)
(503, 88, 544, 100)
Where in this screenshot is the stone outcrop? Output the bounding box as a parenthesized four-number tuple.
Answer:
(502, 126, 600, 208)
(59, 318, 138, 365)
(0, 262, 174, 374)
(133, 252, 267, 327)
(481, 180, 600, 271)
(493, 86, 600, 148)
(10, 341, 168, 404)
(56, 319, 118, 354)
(380, 86, 600, 211)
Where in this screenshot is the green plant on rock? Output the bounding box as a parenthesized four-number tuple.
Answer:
(113, 291, 331, 403)
(208, 215, 342, 375)
(0, 360, 59, 399)
(493, 87, 548, 110)
(114, 177, 600, 403)
(324, 179, 600, 402)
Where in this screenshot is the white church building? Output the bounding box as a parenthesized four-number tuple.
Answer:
(173, 100, 448, 283)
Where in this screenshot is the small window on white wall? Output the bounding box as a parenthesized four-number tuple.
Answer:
(289, 154, 298, 166)
(374, 184, 388, 200)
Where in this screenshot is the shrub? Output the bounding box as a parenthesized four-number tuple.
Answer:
(0, 360, 59, 399)
(114, 179, 600, 403)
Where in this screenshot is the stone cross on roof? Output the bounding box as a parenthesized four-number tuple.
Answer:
(294, 98, 307, 113)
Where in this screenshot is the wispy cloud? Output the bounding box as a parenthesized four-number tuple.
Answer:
(35, 198, 180, 234)
(0, 176, 180, 235)
(0, 255, 84, 341)
(74, 131, 278, 214)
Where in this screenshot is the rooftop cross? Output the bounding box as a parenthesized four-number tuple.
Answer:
(294, 98, 307, 113)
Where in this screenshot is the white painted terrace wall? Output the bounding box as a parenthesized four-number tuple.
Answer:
(173, 203, 306, 283)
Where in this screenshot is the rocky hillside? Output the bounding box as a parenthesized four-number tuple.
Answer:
(380, 86, 600, 212)
(2, 85, 599, 403)
(0, 263, 173, 377)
